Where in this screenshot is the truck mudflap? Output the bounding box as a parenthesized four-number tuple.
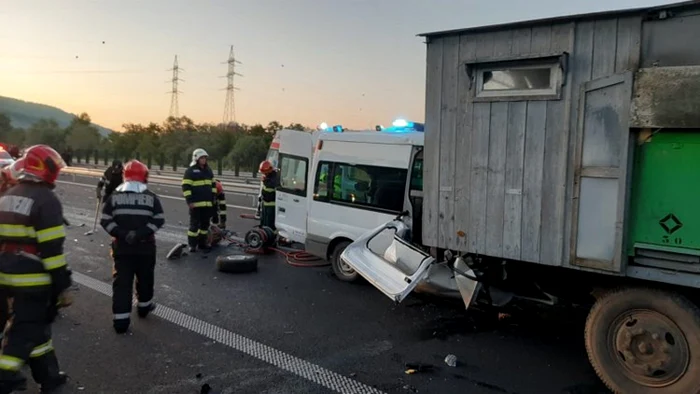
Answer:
(339, 219, 436, 303)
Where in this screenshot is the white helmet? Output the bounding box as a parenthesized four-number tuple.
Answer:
(190, 148, 209, 166)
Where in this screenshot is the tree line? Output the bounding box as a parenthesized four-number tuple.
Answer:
(0, 112, 309, 176)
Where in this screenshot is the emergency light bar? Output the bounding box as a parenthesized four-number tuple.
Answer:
(318, 122, 344, 132)
(382, 118, 424, 133)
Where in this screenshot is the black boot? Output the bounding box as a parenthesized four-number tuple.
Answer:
(39, 372, 68, 393)
(137, 303, 156, 318)
(113, 318, 130, 334)
(0, 374, 28, 393)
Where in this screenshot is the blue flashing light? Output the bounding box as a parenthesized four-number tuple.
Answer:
(318, 122, 343, 132)
(392, 118, 412, 128)
(383, 118, 425, 133)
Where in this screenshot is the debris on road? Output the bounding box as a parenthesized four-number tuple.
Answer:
(215, 253, 258, 274)
(166, 243, 188, 260)
(444, 354, 457, 367)
(404, 363, 434, 373)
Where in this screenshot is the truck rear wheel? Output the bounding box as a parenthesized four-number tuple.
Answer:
(585, 287, 700, 393)
(330, 241, 358, 282)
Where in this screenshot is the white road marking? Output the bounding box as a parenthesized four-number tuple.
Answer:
(70, 270, 384, 394)
(56, 180, 257, 211)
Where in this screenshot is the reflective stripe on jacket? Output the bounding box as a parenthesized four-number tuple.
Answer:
(182, 165, 216, 207)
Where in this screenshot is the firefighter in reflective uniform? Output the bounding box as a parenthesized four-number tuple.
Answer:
(211, 179, 227, 230)
(259, 160, 279, 230)
(0, 161, 21, 344)
(207, 180, 227, 247)
(319, 169, 342, 199)
(181, 148, 216, 253)
(0, 145, 71, 393)
(96, 160, 123, 203)
(100, 160, 165, 334)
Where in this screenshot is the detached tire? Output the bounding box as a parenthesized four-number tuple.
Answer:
(330, 241, 359, 283)
(585, 287, 700, 394)
(215, 254, 258, 274)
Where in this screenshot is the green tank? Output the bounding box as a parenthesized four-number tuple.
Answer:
(627, 131, 700, 255)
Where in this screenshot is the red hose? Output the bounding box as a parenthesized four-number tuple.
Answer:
(223, 234, 330, 268)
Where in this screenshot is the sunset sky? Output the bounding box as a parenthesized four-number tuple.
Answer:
(1, 0, 675, 132)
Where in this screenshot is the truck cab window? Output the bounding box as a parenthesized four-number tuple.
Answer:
(410, 157, 423, 191)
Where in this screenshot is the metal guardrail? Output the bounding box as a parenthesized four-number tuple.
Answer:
(69, 164, 257, 182)
(61, 167, 260, 195)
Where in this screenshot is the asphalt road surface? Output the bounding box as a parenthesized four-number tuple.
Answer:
(25, 172, 611, 393)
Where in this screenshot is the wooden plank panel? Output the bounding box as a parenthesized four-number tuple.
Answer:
(421, 39, 444, 247)
(564, 21, 595, 266)
(438, 36, 460, 248)
(468, 33, 494, 253)
(475, 31, 495, 61)
(627, 16, 642, 71)
(492, 30, 513, 59)
(503, 101, 527, 260)
(541, 22, 574, 266)
(510, 27, 532, 56)
(453, 34, 478, 251)
(485, 102, 508, 256)
(521, 101, 547, 262)
(530, 25, 552, 54)
(502, 28, 531, 260)
(469, 102, 491, 253)
(592, 18, 618, 79)
(615, 16, 642, 73)
(615, 17, 633, 72)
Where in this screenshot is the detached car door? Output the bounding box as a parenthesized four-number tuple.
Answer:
(340, 219, 435, 303)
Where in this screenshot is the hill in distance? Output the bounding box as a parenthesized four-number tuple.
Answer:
(0, 95, 114, 137)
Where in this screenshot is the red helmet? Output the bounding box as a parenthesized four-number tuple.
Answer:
(17, 145, 66, 185)
(123, 160, 149, 183)
(259, 160, 273, 174)
(215, 179, 223, 194)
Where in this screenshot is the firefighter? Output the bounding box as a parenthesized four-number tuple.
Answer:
(206, 180, 227, 248)
(100, 160, 164, 334)
(319, 167, 342, 199)
(181, 148, 216, 253)
(0, 160, 21, 344)
(259, 160, 279, 230)
(211, 179, 227, 230)
(96, 159, 123, 203)
(0, 144, 72, 393)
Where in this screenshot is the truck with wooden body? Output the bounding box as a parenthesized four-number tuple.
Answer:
(340, 2, 700, 392)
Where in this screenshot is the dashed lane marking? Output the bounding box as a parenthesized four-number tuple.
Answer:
(71, 272, 385, 394)
(56, 180, 257, 211)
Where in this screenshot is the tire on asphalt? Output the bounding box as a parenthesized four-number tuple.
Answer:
(215, 253, 258, 274)
(330, 241, 359, 283)
(584, 287, 700, 394)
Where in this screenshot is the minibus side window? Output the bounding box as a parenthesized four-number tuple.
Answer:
(314, 162, 331, 200)
(332, 163, 407, 213)
(278, 154, 308, 196)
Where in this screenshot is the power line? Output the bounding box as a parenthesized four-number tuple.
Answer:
(167, 55, 184, 118)
(221, 45, 242, 126)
